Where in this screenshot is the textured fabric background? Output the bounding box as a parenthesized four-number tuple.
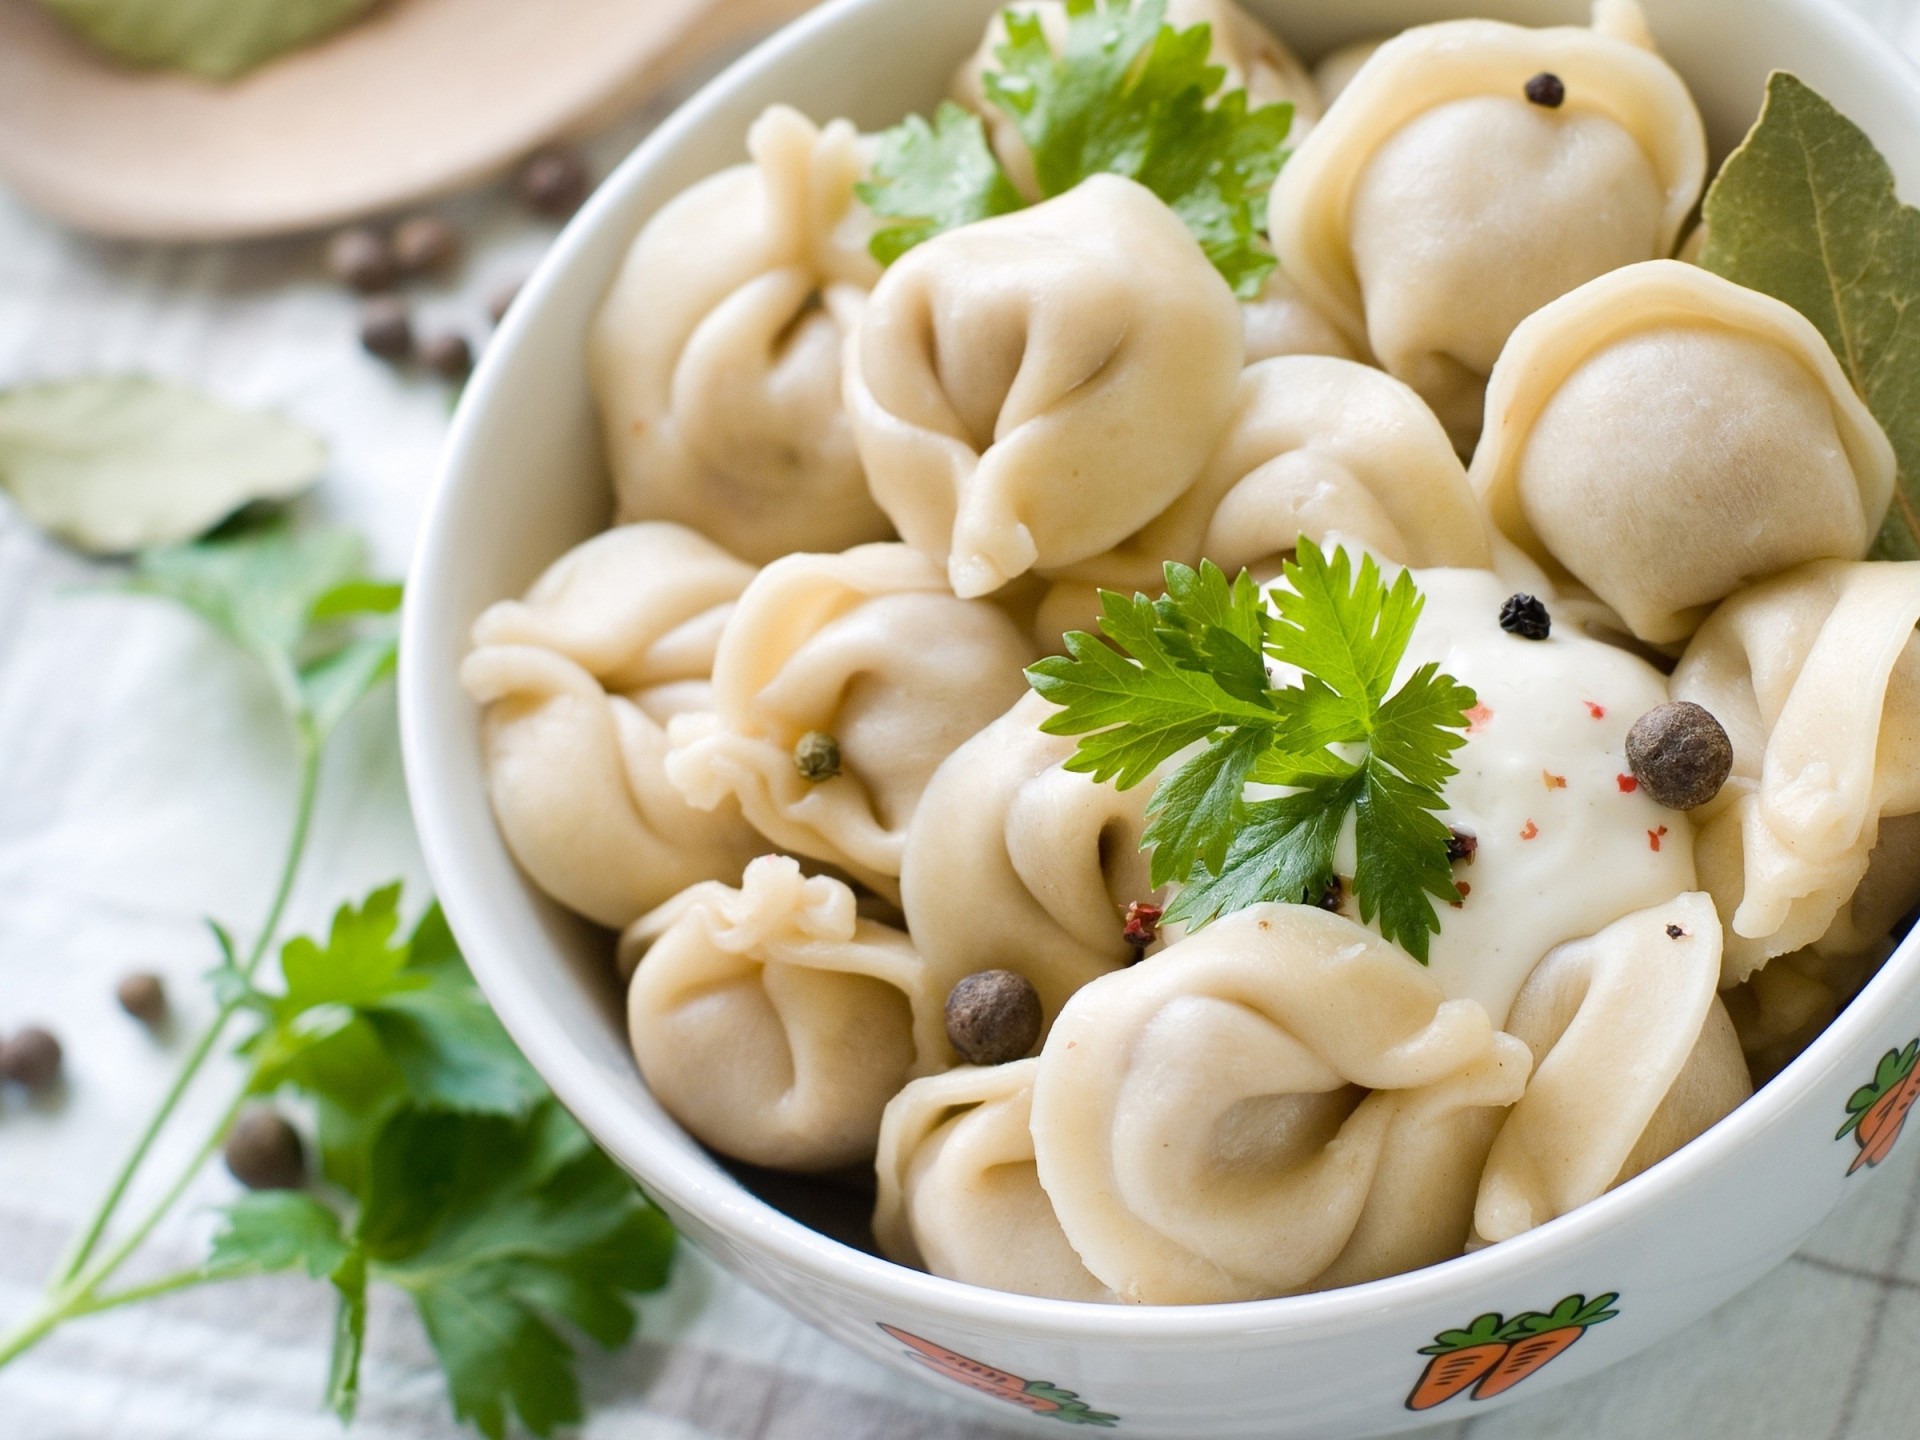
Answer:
(3, 2, 1920, 1436)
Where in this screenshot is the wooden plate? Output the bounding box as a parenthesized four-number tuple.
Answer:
(0, 0, 815, 240)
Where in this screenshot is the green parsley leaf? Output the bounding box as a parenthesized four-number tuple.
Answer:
(124, 515, 401, 740)
(359, 1103, 676, 1440)
(856, 103, 1025, 265)
(1700, 71, 1920, 559)
(205, 1190, 351, 1281)
(1028, 538, 1476, 960)
(859, 0, 1295, 296)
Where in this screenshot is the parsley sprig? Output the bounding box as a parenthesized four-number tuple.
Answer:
(1026, 540, 1477, 962)
(856, 0, 1295, 297)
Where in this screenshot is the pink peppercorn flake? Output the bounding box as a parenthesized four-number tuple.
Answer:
(1585, 700, 1606, 720)
(1543, 771, 1567, 790)
(1649, 825, 1669, 852)
(1520, 820, 1539, 840)
(1617, 773, 1639, 793)
(1465, 703, 1494, 732)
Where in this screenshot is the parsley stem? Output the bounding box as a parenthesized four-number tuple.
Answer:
(46, 733, 322, 1291)
(0, 1267, 218, 1370)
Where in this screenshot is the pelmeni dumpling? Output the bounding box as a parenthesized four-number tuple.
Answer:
(1270, 2, 1705, 448)
(1029, 905, 1530, 1304)
(951, 0, 1320, 201)
(1045, 356, 1490, 607)
(590, 104, 893, 564)
(874, 1060, 1115, 1303)
(845, 176, 1244, 598)
(665, 544, 1036, 901)
(460, 524, 764, 929)
(623, 856, 950, 1171)
(1240, 268, 1359, 364)
(1475, 893, 1750, 1242)
(900, 691, 1161, 1023)
(1670, 561, 1920, 985)
(1472, 263, 1896, 646)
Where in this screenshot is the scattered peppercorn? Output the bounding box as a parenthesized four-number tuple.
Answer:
(1121, 901, 1162, 952)
(1499, 593, 1552, 640)
(1316, 875, 1346, 912)
(1626, 701, 1733, 811)
(1525, 71, 1566, 107)
(0, 1027, 61, 1090)
(1446, 827, 1478, 864)
(391, 215, 460, 276)
(326, 226, 397, 293)
(116, 972, 167, 1025)
(359, 295, 414, 361)
(487, 279, 524, 326)
(944, 970, 1042, 1066)
(419, 332, 473, 382)
(522, 146, 589, 218)
(1666, 923, 1687, 939)
(224, 1105, 306, 1190)
(793, 731, 841, 782)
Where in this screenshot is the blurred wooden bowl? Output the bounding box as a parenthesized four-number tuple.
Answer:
(0, 0, 814, 240)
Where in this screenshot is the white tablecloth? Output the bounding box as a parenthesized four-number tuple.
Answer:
(5, 4, 1920, 1435)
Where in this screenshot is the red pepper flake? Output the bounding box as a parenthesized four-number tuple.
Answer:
(1648, 825, 1669, 852)
(1121, 902, 1163, 952)
(1520, 820, 1539, 840)
(1584, 700, 1607, 720)
(1616, 773, 1639, 793)
(1448, 880, 1472, 909)
(1542, 771, 1567, 790)
(1465, 703, 1494, 733)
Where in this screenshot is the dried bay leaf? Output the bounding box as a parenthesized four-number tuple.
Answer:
(1700, 72, 1920, 560)
(36, 0, 379, 81)
(0, 376, 326, 555)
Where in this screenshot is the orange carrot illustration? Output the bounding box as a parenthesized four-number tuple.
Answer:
(1406, 1294, 1618, 1411)
(1839, 1041, 1920, 1175)
(878, 1325, 1119, 1427)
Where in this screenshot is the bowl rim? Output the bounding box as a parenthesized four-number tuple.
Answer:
(402, 0, 1920, 1344)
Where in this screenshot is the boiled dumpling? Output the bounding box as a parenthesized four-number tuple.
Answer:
(1472, 263, 1895, 646)
(899, 691, 1162, 1024)
(1270, 1, 1705, 449)
(874, 1060, 1115, 1302)
(664, 544, 1036, 901)
(951, 0, 1321, 202)
(1029, 905, 1530, 1304)
(1311, 38, 1384, 106)
(1240, 267, 1359, 364)
(460, 524, 764, 929)
(590, 104, 893, 563)
(844, 175, 1244, 598)
(1670, 561, 1920, 984)
(1043, 356, 1490, 613)
(1475, 893, 1750, 1242)
(624, 856, 950, 1171)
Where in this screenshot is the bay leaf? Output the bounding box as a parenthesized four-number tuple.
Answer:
(0, 376, 326, 555)
(37, 0, 379, 82)
(1700, 71, 1920, 560)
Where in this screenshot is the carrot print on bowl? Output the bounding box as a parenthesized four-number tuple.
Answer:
(878, 1325, 1118, 1427)
(1406, 1293, 1620, 1411)
(1839, 1039, 1920, 1175)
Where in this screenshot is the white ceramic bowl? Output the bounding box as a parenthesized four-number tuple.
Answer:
(400, 2, 1920, 1434)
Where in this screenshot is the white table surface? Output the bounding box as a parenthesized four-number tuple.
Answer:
(4, 3, 1920, 1436)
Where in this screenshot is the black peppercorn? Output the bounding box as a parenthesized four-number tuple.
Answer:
(391, 215, 460, 276)
(1666, 923, 1687, 939)
(419, 332, 473, 382)
(1525, 72, 1566, 107)
(945, 970, 1043, 1066)
(1626, 701, 1734, 811)
(794, 731, 841, 782)
(116, 972, 167, 1025)
(326, 226, 397, 293)
(1499, 593, 1552, 640)
(359, 296, 413, 362)
(224, 1105, 306, 1191)
(0, 1027, 62, 1090)
(1445, 827, 1478, 864)
(521, 147, 589, 218)
(1316, 875, 1346, 912)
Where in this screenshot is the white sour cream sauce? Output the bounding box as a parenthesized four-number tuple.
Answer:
(1258, 566, 1696, 1027)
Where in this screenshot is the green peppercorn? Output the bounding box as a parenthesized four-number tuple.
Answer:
(794, 731, 841, 783)
(945, 971, 1042, 1066)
